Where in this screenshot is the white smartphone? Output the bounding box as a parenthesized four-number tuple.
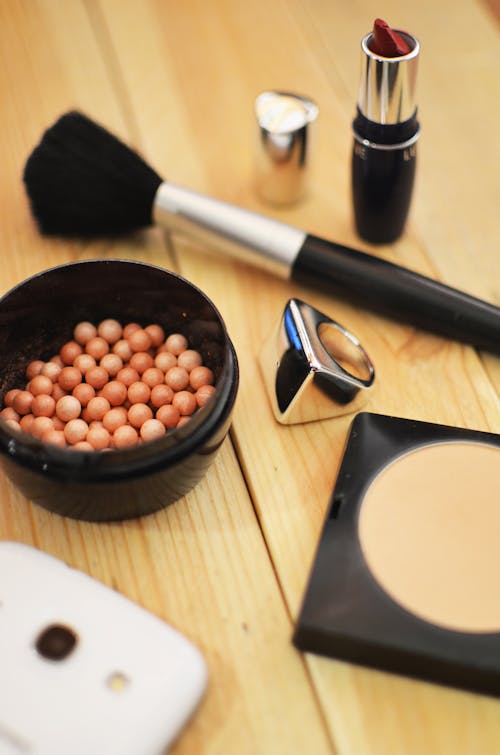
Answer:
(0, 542, 207, 755)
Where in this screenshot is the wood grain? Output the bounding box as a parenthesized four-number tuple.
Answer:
(1, 0, 500, 753)
(0, 2, 332, 753)
(94, 1, 500, 753)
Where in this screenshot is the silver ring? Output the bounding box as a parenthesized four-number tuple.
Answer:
(259, 299, 375, 424)
(353, 128, 420, 151)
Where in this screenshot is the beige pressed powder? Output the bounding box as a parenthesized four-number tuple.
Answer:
(358, 441, 500, 633)
(295, 414, 500, 696)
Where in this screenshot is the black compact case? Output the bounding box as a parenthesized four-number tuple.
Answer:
(293, 412, 500, 697)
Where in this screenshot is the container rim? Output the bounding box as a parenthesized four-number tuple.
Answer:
(0, 259, 239, 483)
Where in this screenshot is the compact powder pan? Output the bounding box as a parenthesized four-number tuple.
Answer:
(294, 413, 500, 696)
(359, 441, 500, 634)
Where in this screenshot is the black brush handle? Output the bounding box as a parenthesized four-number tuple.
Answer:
(292, 234, 500, 353)
(153, 183, 500, 353)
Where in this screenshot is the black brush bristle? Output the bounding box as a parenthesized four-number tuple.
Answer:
(23, 112, 164, 237)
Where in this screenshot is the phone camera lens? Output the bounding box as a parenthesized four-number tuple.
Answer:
(35, 624, 78, 661)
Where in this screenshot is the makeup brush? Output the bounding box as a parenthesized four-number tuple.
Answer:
(23, 111, 500, 354)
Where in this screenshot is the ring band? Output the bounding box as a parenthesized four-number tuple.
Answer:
(353, 128, 420, 151)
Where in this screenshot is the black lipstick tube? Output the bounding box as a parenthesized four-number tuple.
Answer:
(351, 30, 420, 243)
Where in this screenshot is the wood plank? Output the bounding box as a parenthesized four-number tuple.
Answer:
(0, 2, 333, 752)
(94, 1, 500, 753)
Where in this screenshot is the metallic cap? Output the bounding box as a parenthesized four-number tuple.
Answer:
(259, 299, 375, 424)
(358, 31, 419, 124)
(254, 91, 318, 205)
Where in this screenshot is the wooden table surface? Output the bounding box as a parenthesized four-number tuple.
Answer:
(2, 1, 500, 753)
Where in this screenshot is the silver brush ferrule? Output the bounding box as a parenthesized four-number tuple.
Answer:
(357, 31, 419, 124)
(153, 182, 306, 278)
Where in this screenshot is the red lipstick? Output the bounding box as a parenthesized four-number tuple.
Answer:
(351, 20, 420, 243)
(370, 18, 412, 57)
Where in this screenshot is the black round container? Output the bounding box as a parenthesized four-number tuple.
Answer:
(0, 260, 239, 521)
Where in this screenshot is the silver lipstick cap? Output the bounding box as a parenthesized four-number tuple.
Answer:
(254, 91, 319, 205)
(357, 31, 419, 124)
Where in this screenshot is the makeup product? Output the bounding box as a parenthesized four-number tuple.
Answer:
(0, 260, 238, 521)
(259, 298, 374, 424)
(22, 112, 500, 355)
(0, 541, 206, 755)
(3, 317, 214, 449)
(254, 91, 318, 205)
(294, 412, 500, 697)
(352, 19, 420, 243)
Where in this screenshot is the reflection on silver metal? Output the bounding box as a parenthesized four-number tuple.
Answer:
(259, 299, 375, 424)
(254, 91, 319, 205)
(153, 182, 305, 278)
(352, 129, 420, 151)
(358, 31, 419, 124)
